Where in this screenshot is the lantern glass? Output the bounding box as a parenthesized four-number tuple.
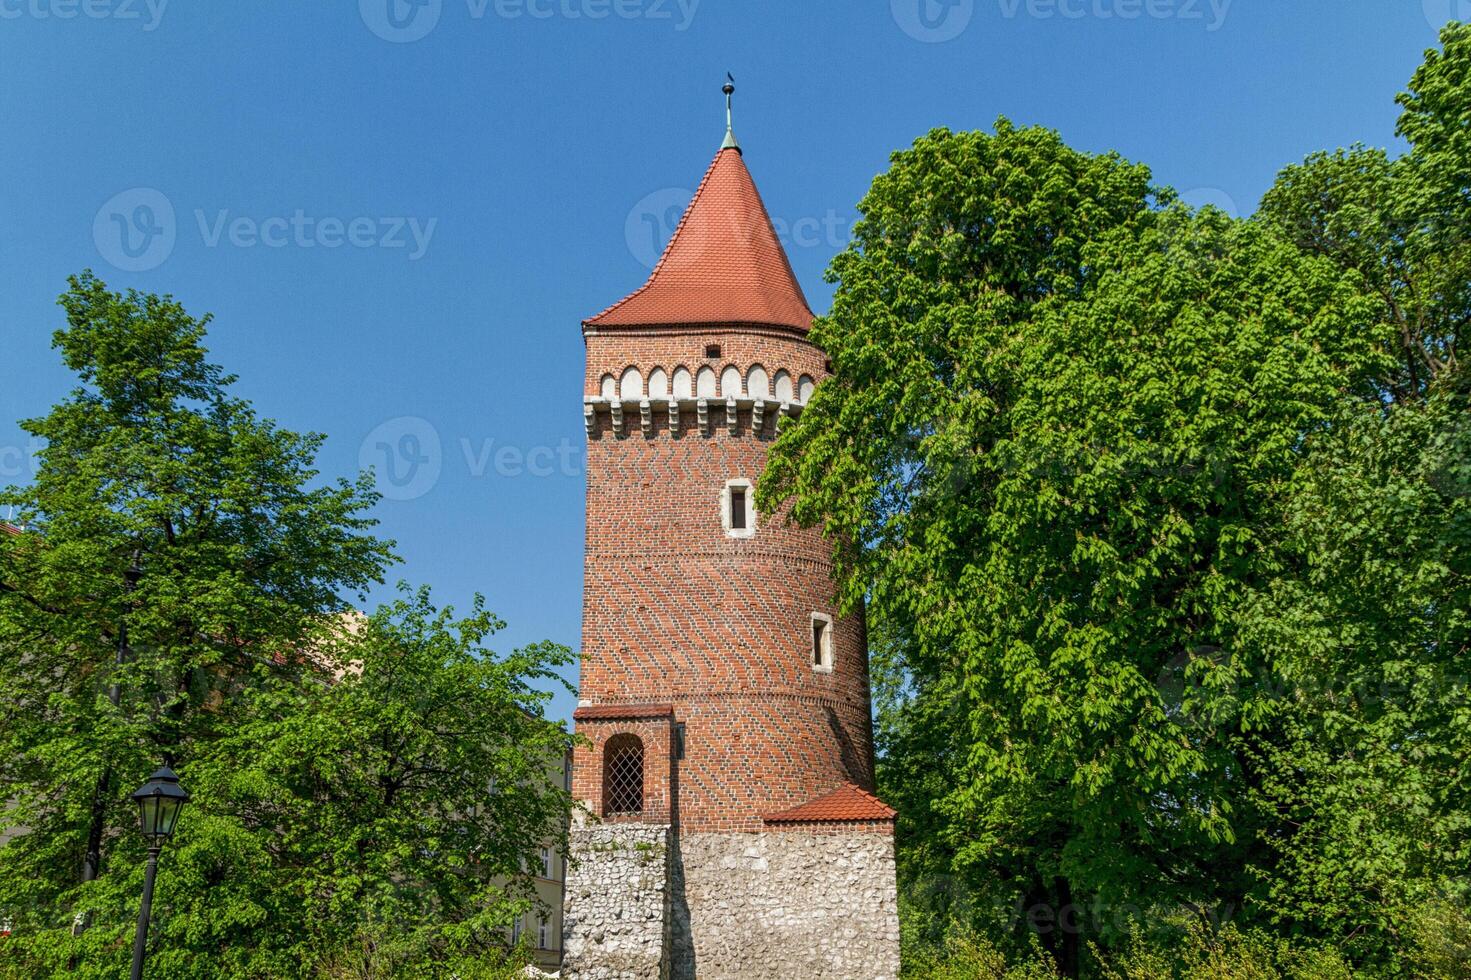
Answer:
(138, 793, 183, 840)
(130, 767, 189, 844)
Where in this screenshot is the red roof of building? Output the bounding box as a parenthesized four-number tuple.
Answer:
(586, 146, 814, 332)
(763, 782, 897, 824)
(0, 523, 20, 536)
(572, 703, 675, 721)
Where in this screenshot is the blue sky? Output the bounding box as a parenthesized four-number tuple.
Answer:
(0, 1, 1457, 723)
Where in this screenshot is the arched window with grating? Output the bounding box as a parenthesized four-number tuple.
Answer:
(603, 734, 644, 815)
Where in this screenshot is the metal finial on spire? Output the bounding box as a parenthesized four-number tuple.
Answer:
(721, 73, 741, 153)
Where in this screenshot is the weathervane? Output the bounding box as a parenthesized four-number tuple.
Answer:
(721, 73, 740, 153)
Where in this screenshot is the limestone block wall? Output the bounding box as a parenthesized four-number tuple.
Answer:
(670, 830, 901, 980)
(563, 823, 671, 980)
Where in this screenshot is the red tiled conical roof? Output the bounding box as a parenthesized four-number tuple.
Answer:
(763, 782, 897, 824)
(586, 146, 814, 332)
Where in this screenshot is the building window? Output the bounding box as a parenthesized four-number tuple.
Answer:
(604, 733, 644, 815)
(512, 914, 524, 944)
(540, 847, 553, 878)
(722, 479, 755, 538)
(811, 613, 834, 672)
(705, 343, 721, 359)
(539, 915, 549, 950)
(674, 722, 686, 760)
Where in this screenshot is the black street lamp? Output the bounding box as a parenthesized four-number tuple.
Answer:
(128, 766, 189, 980)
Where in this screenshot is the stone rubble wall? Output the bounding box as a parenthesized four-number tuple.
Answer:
(562, 823, 671, 980)
(670, 830, 901, 980)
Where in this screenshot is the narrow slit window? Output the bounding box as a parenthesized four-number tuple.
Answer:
(811, 613, 834, 671)
(723, 480, 755, 538)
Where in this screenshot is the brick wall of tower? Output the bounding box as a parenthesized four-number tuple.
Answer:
(579, 325, 876, 834)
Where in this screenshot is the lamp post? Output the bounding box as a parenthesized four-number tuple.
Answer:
(128, 766, 189, 980)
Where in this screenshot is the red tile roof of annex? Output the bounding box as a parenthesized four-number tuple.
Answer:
(584, 146, 814, 333)
(763, 781, 897, 825)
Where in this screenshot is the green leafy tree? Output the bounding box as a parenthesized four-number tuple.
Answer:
(1237, 23, 1471, 966)
(0, 587, 574, 978)
(0, 271, 394, 939)
(764, 24, 1471, 978)
(758, 122, 1387, 972)
(0, 274, 574, 977)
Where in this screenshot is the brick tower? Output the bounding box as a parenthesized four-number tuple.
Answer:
(561, 86, 900, 980)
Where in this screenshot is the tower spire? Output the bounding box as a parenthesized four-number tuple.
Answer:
(721, 73, 740, 153)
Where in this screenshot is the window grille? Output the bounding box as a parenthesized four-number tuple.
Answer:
(604, 734, 644, 815)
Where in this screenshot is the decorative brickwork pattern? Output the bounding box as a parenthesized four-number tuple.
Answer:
(567, 134, 899, 980)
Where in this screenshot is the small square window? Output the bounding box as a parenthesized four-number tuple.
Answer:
(722, 480, 755, 538)
(705, 344, 722, 359)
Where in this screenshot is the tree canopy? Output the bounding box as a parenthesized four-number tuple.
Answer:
(761, 23, 1471, 978)
(0, 274, 572, 978)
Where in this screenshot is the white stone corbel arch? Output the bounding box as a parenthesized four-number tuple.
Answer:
(648, 367, 669, 399)
(619, 366, 643, 400)
(696, 366, 717, 398)
(672, 366, 693, 398)
(720, 365, 742, 398)
(746, 364, 770, 399)
(773, 370, 793, 402)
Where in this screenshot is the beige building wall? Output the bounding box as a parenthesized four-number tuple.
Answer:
(508, 749, 569, 972)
